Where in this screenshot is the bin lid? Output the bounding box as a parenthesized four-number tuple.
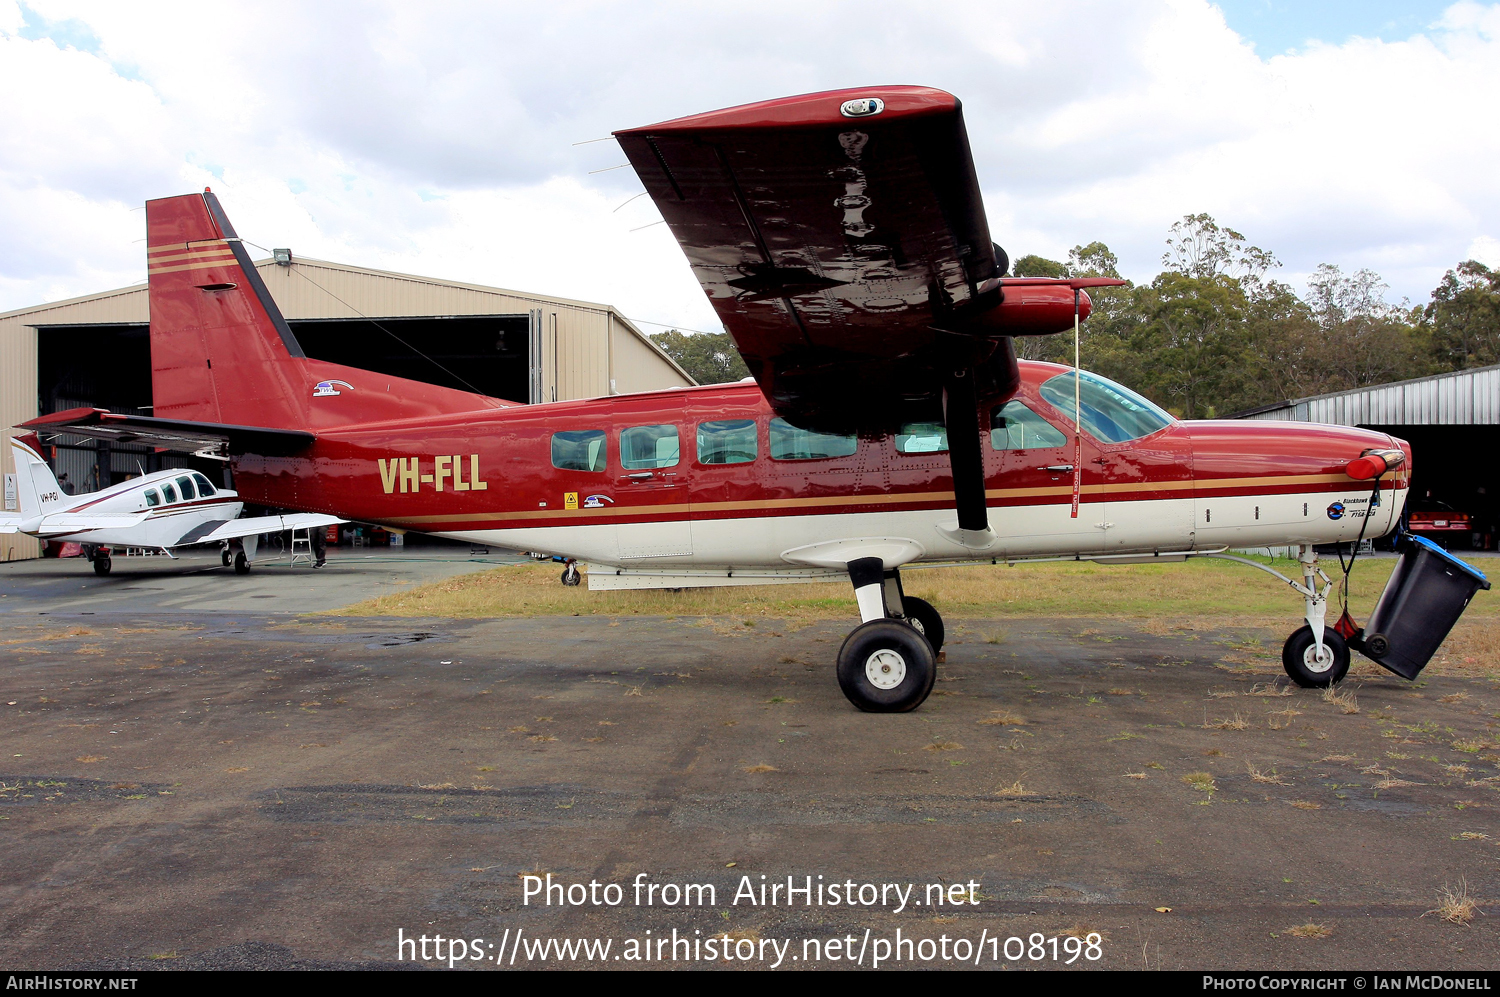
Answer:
(1407, 533, 1491, 589)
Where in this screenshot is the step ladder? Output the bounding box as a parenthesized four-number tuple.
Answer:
(290, 528, 313, 567)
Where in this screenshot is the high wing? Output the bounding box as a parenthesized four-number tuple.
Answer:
(21, 407, 314, 459)
(614, 86, 1111, 433)
(188, 513, 345, 546)
(616, 86, 1122, 545)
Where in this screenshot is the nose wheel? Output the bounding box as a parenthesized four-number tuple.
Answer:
(1282, 625, 1350, 688)
(560, 561, 581, 586)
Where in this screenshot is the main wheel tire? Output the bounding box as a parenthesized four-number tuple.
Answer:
(1282, 625, 1350, 688)
(561, 563, 581, 586)
(93, 557, 111, 576)
(221, 548, 232, 566)
(836, 619, 937, 713)
(234, 552, 251, 575)
(900, 596, 945, 652)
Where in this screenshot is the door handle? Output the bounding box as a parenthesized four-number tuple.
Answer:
(621, 472, 654, 482)
(1042, 464, 1074, 473)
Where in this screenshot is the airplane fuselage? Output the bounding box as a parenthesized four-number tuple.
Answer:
(226, 360, 1410, 583)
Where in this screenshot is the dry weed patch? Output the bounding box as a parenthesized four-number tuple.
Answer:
(1202, 713, 1250, 731)
(923, 741, 964, 752)
(1182, 772, 1216, 793)
(1248, 682, 1295, 698)
(993, 779, 1029, 797)
(1247, 761, 1290, 786)
(1426, 881, 1479, 925)
(977, 710, 1026, 726)
(1321, 685, 1360, 714)
(1285, 923, 1333, 939)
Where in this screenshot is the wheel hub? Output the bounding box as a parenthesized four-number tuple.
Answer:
(865, 648, 907, 690)
(1302, 641, 1335, 673)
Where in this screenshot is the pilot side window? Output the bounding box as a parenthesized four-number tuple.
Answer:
(144, 488, 160, 508)
(192, 473, 217, 496)
(176, 475, 196, 500)
(620, 425, 680, 470)
(769, 418, 857, 461)
(696, 420, 757, 465)
(895, 422, 948, 454)
(161, 483, 178, 504)
(551, 430, 608, 472)
(1039, 371, 1173, 444)
(990, 401, 1067, 450)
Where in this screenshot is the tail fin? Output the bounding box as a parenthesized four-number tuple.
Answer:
(10, 438, 67, 520)
(147, 191, 506, 431)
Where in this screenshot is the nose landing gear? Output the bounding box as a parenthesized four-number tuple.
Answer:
(836, 557, 941, 711)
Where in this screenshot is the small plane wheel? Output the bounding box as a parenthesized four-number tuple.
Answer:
(561, 563, 581, 586)
(221, 548, 232, 566)
(93, 557, 112, 577)
(836, 619, 936, 713)
(234, 552, 251, 575)
(900, 596, 944, 652)
(1281, 625, 1350, 688)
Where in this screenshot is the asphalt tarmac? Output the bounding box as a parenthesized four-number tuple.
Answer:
(0, 568, 1496, 970)
(0, 546, 518, 616)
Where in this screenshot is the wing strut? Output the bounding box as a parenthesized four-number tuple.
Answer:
(938, 368, 997, 550)
(1070, 288, 1083, 519)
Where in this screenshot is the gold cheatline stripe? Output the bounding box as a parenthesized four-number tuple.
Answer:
(146, 239, 229, 256)
(147, 248, 239, 265)
(384, 471, 1392, 527)
(148, 259, 241, 276)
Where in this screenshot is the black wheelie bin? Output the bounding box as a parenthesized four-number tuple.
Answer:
(1356, 533, 1491, 680)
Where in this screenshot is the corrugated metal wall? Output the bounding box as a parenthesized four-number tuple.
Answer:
(0, 309, 40, 560)
(1242, 364, 1500, 426)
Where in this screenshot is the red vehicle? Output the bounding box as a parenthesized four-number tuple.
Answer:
(1406, 499, 1476, 549)
(28, 86, 1421, 710)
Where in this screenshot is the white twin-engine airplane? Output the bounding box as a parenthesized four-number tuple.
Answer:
(0, 437, 342, 575)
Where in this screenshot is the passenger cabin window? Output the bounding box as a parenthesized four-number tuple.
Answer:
(769, 418, 857, 461)
(161, 482, 178, 504)
(895, 421, 948, 454)
(696, 420, 757, 465)
(176, 475, 196, 501)
(620, 425, 680, 470)
(192, 473, 217, 496)
(990, 401, 1067, 450)
(1039, 371, 1173, 444)
(144, 488, 160, 508)
(551, 430, 607, 472)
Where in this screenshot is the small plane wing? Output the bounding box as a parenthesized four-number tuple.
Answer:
(189, 513, 345, 546)
(34, 513, 152, 535)
(20, 408, 314, 459)
(615, 86, 1120, 433)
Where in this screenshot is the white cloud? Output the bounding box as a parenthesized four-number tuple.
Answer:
(1, 0, 1497, 326)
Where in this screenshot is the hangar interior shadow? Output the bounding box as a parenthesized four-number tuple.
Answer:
(1364, 424, 1496, 549)
(32, 315, 534, 494)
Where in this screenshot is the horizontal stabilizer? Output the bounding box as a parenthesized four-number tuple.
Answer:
(0, 514, 21, 534)
(21, 408, 314, 459)
(194, 513, 345, 545)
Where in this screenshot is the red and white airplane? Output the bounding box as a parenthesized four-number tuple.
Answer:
(1, 437, 341, 575)
(24, 86, 1429, 711)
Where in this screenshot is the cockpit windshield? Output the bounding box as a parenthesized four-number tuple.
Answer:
(1039, 371, 1174, 444)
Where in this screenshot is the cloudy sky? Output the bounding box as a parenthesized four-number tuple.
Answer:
(2, 0, 1497, 335)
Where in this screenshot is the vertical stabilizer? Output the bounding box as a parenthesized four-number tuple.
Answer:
(147, 190, 507, 432)
(10, 439, 67, 520)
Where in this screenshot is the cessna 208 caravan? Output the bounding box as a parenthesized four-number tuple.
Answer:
(1, 437, 342, 575)
(25, 86, 1425, 711)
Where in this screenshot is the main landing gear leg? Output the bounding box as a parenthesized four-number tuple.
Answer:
(835, 557, 937, 713)
(1282, 544, 1349, 688)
